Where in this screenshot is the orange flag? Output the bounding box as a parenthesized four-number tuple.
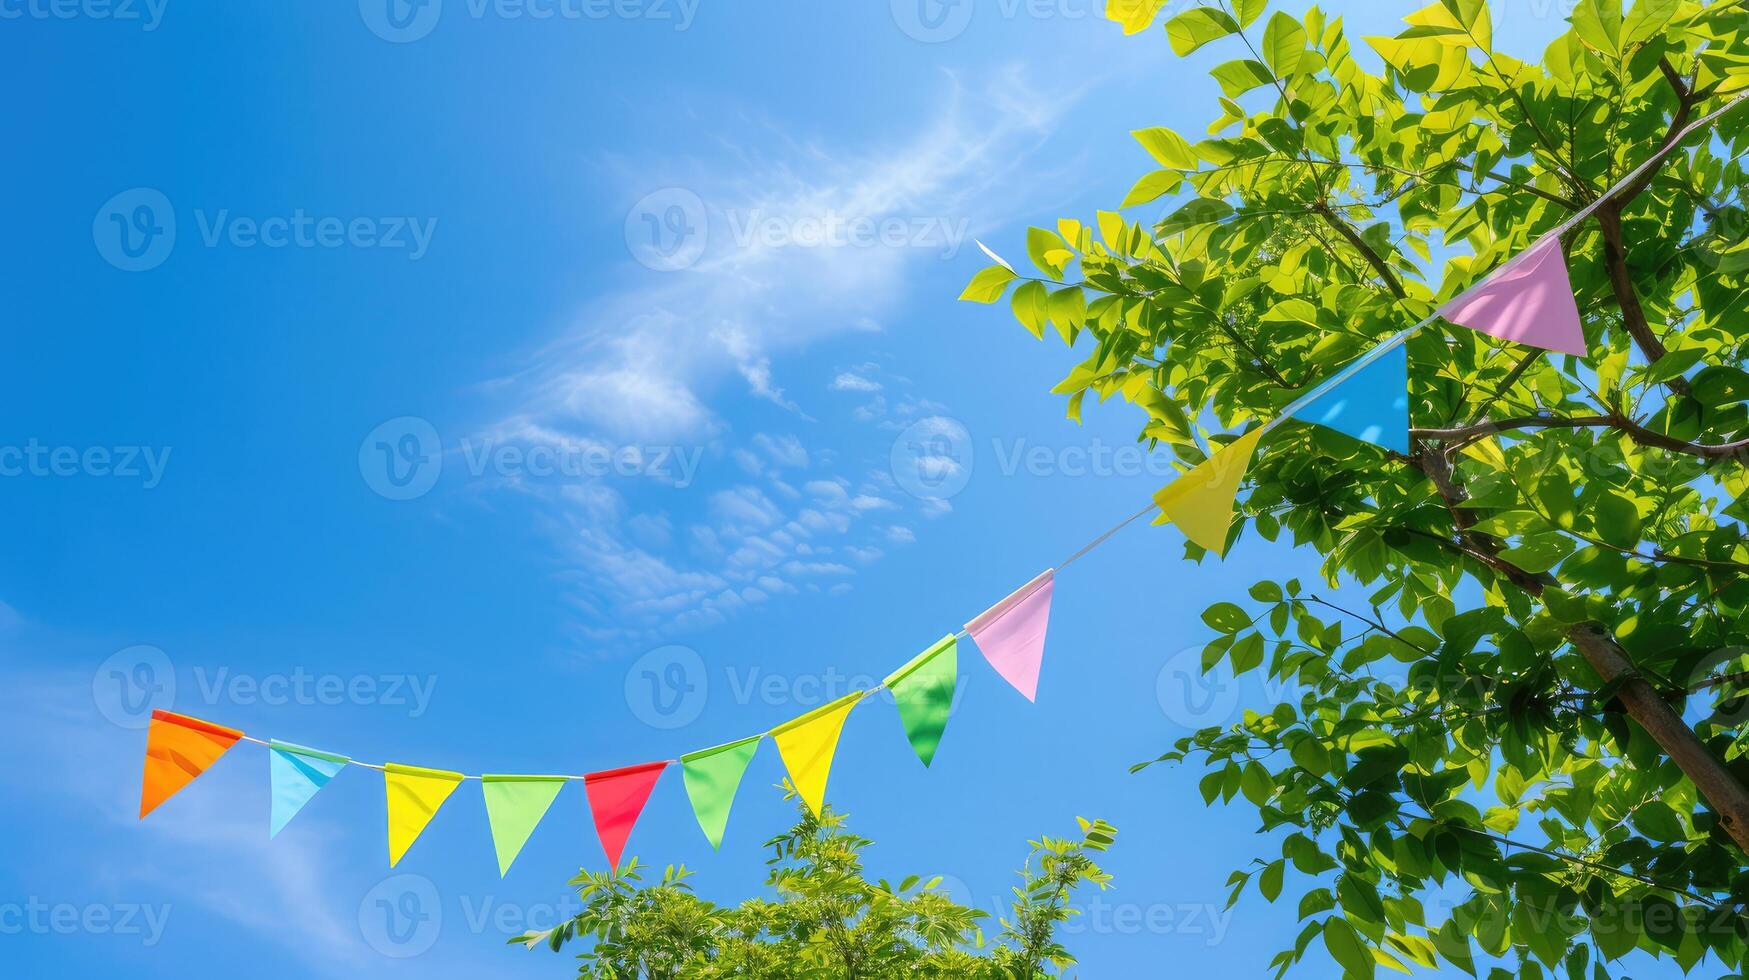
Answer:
(139, 710, 243, 818)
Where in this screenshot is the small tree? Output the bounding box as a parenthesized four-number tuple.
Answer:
(512, 791, 1117, 977)
(964, 0, 1749, 976)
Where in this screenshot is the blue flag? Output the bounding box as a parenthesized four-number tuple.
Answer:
(1301, 344, 1409, 453)
(269, 740, 349, 837)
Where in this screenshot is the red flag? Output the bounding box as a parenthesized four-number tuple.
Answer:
(140, 710, 243, 818)
(583, 761, 669, 869)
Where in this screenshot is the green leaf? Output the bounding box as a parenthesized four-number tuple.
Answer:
(1165, 6, 1240, 56)
(1621, 0, 1677, 48)
(1498, 533, 1574, 574)
(1592, 492, 1642, 551)
(1210, 59, 1276, 98)
(1010, 280, 1049, 338)
(1240, 760, 1274, 805)
(1248, 580, 1282, 603)
(1571, 0, 1623, 56)
(1026, 226, 1069, 280)
(1202, 601, 1251, 632)
(1133, 127, 1200, 169)
(1122, 169, 1184, 207)
(958, 265, 1015, 303)
(1323, 916, 1376, 978)
(1232, 0, 1267, 29)
(1260, 859, 1285, 902)
(1630, 802, 1687, 843)
(1262, 12, 1308, 78)
(1338, 874, 1387, 926)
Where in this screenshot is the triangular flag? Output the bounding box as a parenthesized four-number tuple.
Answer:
(964, 573, 1053, 702)
(584, 761, 668, 869)
(1153, 427, 1265, 555)
(771, 693, 861, 817)
(139, 710, 242, 819)
(481, 775, 567, 876)
(1438, 238, 1586, 356)
(268, 740, 348, 837)
(681, 736, 761, 850)
(1300, 345, 1409, 453)
(884, 635, 957, 765)
(385, 763, 464, 867)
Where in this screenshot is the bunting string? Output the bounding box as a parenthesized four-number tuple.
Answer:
(135, 90, 1749, 874)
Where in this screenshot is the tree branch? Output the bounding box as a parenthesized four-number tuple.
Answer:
(1413, 413, 1749, 460)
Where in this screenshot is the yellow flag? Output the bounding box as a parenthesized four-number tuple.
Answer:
(1153, 428, 1265, 555)
(385, 763, 464, 867)
(770, 693, 861, 817)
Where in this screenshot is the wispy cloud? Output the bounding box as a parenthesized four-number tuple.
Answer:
(469, 67, 1083, 651)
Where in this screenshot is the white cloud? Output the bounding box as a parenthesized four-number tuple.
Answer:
(462, 67, 1080, 648)
(831, 372, 882, 392)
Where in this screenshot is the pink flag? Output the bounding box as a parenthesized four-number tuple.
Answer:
(584, 761, 668, 870)
(1437, 238, 1585, 356)
(964, 569, 1055, 701)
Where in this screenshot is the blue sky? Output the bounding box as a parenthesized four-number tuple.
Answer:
(0, 2, 1692, 977)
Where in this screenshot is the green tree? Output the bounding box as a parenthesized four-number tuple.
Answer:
(512, 794, 1117, 977)
(964, 0, 1749, 976)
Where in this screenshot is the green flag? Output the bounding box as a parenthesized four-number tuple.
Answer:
(681, 736, 761, 849)
(884, 635, 957, 767)
(481, 775, 567, 876)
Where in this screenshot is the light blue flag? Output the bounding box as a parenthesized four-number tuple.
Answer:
(1301, 344, 1409, 453)
(269, 740, 349, 837)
